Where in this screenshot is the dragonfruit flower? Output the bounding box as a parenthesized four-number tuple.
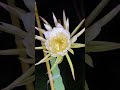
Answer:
(35, 11, 85, 80)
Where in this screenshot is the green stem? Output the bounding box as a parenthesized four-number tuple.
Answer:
(50, 58, 65, 90)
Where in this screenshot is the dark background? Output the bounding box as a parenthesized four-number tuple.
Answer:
(85, 0, 120, 90)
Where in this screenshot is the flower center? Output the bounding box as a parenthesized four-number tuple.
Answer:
(49, 32, 69, 54)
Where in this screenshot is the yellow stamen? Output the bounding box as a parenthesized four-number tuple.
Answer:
(49, 32, 69, 54)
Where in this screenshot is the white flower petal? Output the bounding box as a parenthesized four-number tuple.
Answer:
(57, 50, 68, 56)
(71, 28, 85, 43)
(40, 16, 49, 25)
(52, 27, 70, 40)
(63, 10, 67, 28)
(44, 24, 52, 31)
(35, 46, 45, 50)
(44, 31, 51, 39)
(68, 49, 74, 55)
(70, 19, 85, 37)
(76, 28, 85, 37)
(56, 23, 63, 28)
(71, 35, 77, 44)
(43, 50, 50, 54)
(35, 53, 51, 65)
(35, 27, 45, 33)
(66, 18, 69, 30)
(44, 25, 71, 57)
(52, 13, 58, 26)
(35, 35, 46, 42)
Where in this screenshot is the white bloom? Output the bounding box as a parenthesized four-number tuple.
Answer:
(35, 11, 85, 80)
(44, 24, 71, 57)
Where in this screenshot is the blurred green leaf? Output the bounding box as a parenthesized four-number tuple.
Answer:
(23, 0, 34, 11)
(2, 65, 35, 90)
(0, 2, 26, 18)
(0, 22, 27, 38)
(19, 58, 34, 64)
(85, 80, 89, 90)
(85, 54, 93, 67)
(86, 41, 120, 52)
(96, 4, 120, 27)
(86, 4, 120, 43)
(85, 0, 110, 27)
(0, 2, 34, 32)
(23, 30, 35, 58)
(85, 23, 101, 43)
(16, 75, 35, 87)
(21, 12, 34, 32)
(0, 49, 25, 55)
(0, 1, 35, 90)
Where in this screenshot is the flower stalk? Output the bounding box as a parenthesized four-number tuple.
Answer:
(35, 3, 55, 90)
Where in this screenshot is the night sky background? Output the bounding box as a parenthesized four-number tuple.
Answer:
(0, 0, 120, 90)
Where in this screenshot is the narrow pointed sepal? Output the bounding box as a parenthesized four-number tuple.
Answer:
(44, 24, 52, 31)
(68, 49, 74, 55)
(35, 27, 46, 33)
(35, 53, 51, 65)
(40, 16, 49, 25)
(52, 13, 58, 26)
(71, 28, 85, 43)
(66, 18, 69, 30)
(35, 35, 46, 42)
(63, 10, 66, 27)
(71, 43, 85, 48)
(71, 19, 85, 37)
(66, 53, 75, 80)
(35, 46, 45, 50)
(76, 28, 85, 37)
